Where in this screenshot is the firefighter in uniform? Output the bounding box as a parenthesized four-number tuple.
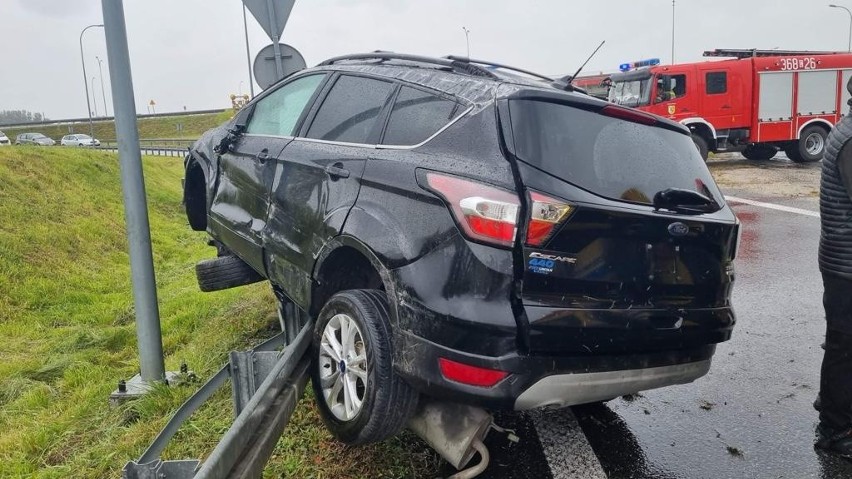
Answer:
(816, 79, 852, 459)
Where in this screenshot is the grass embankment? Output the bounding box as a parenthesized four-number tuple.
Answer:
(0, 110, 233, 142)
(0, 148, 437, 478)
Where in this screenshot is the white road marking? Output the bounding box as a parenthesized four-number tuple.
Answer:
(725, 195, 820, 218)
(531, 409, 608, 479)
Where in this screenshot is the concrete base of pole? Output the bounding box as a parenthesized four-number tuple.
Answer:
(108, 370, 194, 407)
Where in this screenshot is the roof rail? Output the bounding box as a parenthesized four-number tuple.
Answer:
(443, 55, 554, 81)
(704, 49, 844, 59)
(318, 52, 499, 79)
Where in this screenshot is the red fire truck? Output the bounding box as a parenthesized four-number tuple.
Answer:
(607, 49, 852, 162)
(572, 72, 611, 99)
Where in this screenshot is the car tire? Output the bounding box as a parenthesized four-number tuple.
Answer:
(311, 289, 418, 445)
(692, 134, 709, 161)
(741, 144, 777, 161)
(787, 125, 827, 163)
(195, 255, 264, 292)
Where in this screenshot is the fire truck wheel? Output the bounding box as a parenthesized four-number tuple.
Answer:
(692, 134, 709, 161)
(788, 125, 828, 163)
(742, 145, 777, 161)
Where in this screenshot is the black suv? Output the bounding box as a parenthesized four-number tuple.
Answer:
(183, 53, 739, 445)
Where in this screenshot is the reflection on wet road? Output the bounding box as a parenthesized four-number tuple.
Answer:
(578, 192, 852, 478)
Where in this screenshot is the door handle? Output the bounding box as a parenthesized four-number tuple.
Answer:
(721, 105, 732, 109)
(256, 149, 270, 163)
(325, 163, 350, 179)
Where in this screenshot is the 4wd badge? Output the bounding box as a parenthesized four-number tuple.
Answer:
(527, 251, 577, 276)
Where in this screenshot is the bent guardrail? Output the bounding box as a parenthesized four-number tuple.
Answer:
(123, 300, 312, 479)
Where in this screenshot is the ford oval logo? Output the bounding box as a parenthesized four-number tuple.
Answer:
(668, 222, 690, 237)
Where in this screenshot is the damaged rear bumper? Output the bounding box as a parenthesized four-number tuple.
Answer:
(393, 328, 716, 410)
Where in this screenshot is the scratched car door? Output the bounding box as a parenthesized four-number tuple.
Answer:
(208, 73, 327, 273)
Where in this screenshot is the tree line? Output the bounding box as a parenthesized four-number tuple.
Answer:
(0, 110, 48, 125)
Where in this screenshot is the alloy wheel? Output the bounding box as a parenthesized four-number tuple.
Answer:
(318, 313, 368, 421)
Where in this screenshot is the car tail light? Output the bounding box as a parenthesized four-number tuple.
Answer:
(526, 192, 573, 247)
(438, 358, 509, 387)
(600, 105, 657, 126)
(425, 172, 520, 247)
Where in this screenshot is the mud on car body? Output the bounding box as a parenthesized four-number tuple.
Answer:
(183, 53, 739, 444)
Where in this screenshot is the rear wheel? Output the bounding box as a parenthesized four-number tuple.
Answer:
(692, 134, 709, 161)
(311, 289, 418, 445)
(741, 144, 777, 161)
(786, 125, 827, 163)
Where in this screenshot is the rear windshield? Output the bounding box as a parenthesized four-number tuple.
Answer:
(507, 99, 722, 207)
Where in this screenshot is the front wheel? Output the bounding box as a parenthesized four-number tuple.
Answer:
(311, 289, 418, 445)
(692, 134, 709, 161)
(786, 125, 827, 163)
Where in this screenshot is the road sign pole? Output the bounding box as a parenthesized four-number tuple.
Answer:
(265, 0, 285, 78)
(101, 0, 165, 383)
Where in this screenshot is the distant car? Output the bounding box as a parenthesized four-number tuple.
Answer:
(0, 130, 9, 146)
(61, 134, 100, 147)
(15, 133, 55, 146)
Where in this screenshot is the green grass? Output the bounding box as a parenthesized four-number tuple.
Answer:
(0, 110, 233, 142)
(0, 147, 438, 478)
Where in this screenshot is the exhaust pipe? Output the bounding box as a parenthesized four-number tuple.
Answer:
(407, 401, 492, 477)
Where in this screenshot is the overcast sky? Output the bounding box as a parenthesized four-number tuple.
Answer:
(0, 0, 842, 119)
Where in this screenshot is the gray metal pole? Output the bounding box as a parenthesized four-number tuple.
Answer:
(101, 0, 165, 382)
(79, 24, 102, 136)
(242, 3, 256, 98)
(91, 76, 99, 117)
(97, 56, 110, 117)
(671, 0, 676, 64)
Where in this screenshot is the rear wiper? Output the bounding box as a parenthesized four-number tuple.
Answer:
(653, 188, 718, 214)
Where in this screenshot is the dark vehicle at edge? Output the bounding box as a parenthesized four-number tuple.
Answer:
(182, 53, 739, 445)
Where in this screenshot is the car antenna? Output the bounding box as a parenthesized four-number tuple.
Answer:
(553, 40, 606, 91)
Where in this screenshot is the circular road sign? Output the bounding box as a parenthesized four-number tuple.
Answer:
(253, 43, 306, 90)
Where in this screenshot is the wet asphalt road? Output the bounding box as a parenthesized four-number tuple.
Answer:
(468, 157, 852, 479)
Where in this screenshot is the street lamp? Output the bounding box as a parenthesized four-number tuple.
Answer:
(462, 26, 471, 58)
(829, 4, 852, 52)
(79, 24, 104, 136)
(671, 0, 676, 63)
(96, 55, 109, 117)
(91, 76, 99, 117)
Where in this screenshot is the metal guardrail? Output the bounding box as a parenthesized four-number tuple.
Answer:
(96, 139, 196, 158)
(0, 109, 227, 129)
(99, 138, 197, 149)
(123, 299, 313, 479)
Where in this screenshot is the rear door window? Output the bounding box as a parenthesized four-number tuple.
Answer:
(507, 99, 722, 206)
(246, 74, 326, 137)
(305, 75, 395, 144)
(382, 86, 461, 146)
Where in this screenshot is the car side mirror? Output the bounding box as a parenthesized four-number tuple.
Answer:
(215, 107, 253, 154)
